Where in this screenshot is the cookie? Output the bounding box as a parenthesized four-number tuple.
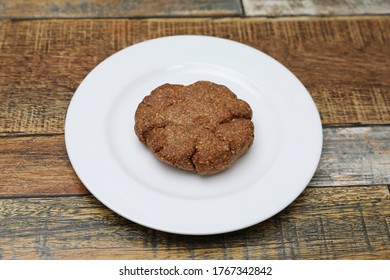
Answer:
(134, 81, 254, 175)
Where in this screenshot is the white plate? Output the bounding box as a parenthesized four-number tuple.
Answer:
(65, 35, 322, 235)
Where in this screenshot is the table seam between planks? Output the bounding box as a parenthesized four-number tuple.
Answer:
(3, 12, 389, 20)
(2, 123, 390, 137)
(0, 184, 388, 200)
(1, 14, 389, 22)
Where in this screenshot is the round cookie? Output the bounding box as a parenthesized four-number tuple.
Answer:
(134, 81, 254, 175)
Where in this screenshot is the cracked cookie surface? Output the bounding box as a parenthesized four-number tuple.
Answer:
(134, 81, 254, 175)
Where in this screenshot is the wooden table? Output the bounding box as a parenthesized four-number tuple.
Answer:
(0, 0, 389, 260)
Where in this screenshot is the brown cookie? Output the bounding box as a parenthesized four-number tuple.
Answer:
(134, 81, 254, 175)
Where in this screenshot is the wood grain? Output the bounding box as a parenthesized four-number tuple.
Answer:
(243, 0, 390, 16)
(1, 17, 389, 135)
(0, 134, 88, 196)
(1, 127, 389, 197)
(0, 186, 388, 259)
(0, 0, 243, 19)
(310, 126, 390, 187)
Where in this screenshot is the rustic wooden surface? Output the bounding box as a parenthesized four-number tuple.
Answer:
(2, 0, 389, 18)
(1, 17, 389, 136)
(0, 186, 388, 259)
(0, 2, 389, 260)
(0, 0, 243, 18)
(1, 127, 389, 197)
(243, 0, 390, 17)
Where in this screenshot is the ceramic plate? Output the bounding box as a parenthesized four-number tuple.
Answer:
(65, 35, 323, 235)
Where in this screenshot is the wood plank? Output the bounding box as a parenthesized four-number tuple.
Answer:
(0, 17, 389, 135)
(243, 0, 390, 17)
(0, 186, 388, 259)
(310, 126, 390, 187)
(0, 0, 243, 19)
(0, 135, 88, 196)
(1, 127, 389, 197)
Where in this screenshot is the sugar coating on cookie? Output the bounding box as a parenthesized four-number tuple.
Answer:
(134, 81, 254, 175)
